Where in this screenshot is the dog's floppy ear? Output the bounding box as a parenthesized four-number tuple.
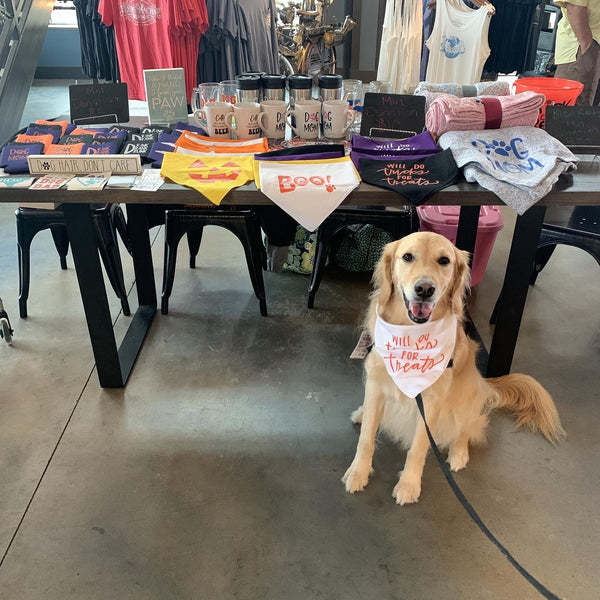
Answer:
(373, 241, 396, 306)
(448, 246, 471, 316)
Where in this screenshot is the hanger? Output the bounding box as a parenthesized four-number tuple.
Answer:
(470, 0, 496, 15)
(426, 0, 496, 14)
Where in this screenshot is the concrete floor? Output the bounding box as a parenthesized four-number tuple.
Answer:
(0, 81, 598, 600)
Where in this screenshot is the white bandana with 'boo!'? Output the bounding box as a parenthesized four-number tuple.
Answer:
(373, 305, 457, 398)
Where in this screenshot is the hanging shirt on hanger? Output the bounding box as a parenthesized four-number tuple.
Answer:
(425, 0, 492, 85)
(377, 0, 423, 93)
(98, 0, 174, 100)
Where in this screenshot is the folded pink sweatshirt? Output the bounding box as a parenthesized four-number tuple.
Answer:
(425, 91, 545, 138)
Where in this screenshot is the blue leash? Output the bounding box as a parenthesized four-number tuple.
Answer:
(415, 393, 562, 600)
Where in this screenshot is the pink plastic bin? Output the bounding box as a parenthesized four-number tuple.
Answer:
(416, 205, 504, 286)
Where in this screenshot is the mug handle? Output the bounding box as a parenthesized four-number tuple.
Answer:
(225, 112, 236, 131)
(343, 108, 356, 133)
(285, 110, 298, 135)
(193, 109, 207, 129)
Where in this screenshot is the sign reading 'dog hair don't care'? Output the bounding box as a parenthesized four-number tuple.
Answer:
(27, 154, 142, 176)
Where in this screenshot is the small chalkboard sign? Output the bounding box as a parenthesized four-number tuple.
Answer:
(69, 82, 129, 124)
(143, 68, 188, 125)
(544, 105, 600, 153)
(360, 93, 426, 139)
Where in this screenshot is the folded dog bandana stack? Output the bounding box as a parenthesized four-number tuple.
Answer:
(350, 131, 441, 171)
(257, 156, 361, 231)
(0, 142, 45, 174)
(359, 149, 458, 205)
(414, 81, 512, 110)
(439, 126, 578, 214)
(174, 132, 268, 155)
(160, 153, 255, 205)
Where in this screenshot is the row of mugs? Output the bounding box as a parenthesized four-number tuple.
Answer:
(192, 99, 355, 141)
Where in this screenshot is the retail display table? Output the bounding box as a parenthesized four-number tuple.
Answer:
(1, 160, 598, 387)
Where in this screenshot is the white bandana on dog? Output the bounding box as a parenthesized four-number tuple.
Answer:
(374, 307, 457, 398)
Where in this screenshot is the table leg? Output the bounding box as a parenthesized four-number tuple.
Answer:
(456, 205, 481, 267)
(486, 204, 546, 377)
(63, 203, 156, 388)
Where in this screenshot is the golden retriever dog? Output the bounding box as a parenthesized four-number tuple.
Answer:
(342, 231, 565, 505)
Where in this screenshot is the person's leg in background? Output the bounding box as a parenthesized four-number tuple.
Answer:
(555, 39, 600, 105)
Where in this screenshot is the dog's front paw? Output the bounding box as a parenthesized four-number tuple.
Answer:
(342, 463, 372, 494)
(350, 405, 363, 425)
(392, 473, 421, 505)
(448, 446, 469, 472)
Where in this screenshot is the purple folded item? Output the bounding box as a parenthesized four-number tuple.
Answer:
(95, 130, 128, 142)
(351, 130, 439, 154)
(65, 123, 76, 135)
(82, 141, 121, 154)
(173, 121, 206, 136)
(108, 125, 140, 134)
(0, 142, 45, 173)
(255, 144, 345, 160)
(350, 131, 441, 170)
(148, 141, 177, 168)
(256, 151, 344, 161)
(158, 131, 183, 144)
(350, 150, 441, 171)
(25, 126, 62, 144)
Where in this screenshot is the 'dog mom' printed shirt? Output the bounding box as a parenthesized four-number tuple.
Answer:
(438, 126, 578, 214)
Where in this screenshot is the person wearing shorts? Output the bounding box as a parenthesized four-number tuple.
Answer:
(554, 0, 600, 105)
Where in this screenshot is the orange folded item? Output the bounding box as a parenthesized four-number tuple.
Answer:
(15, 133, 55, 153)
(68, 127, 101, 137)
(45, 143, 85, 155)
(35, 119, 70, 137)
(174, 131, 268, 155)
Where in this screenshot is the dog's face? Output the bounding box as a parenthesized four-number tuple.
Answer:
(373, 232, 471, 324)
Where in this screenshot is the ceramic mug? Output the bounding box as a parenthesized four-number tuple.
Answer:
(260, 100, 288, 140)
(286, 99, 321, 140)
(225, 102, 264, 139)
(191, 82, 220, 112)
(321, 99, 356, 139)
(192, 101, 232, 139)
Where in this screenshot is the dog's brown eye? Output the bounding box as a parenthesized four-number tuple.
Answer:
(402, 253, 413, 262)
(438, 256, 450, 266)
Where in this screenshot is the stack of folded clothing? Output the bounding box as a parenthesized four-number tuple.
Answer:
(426, 91, 545, 138)
(349, 132, 459, 205)
(414, 81, 512, 110)
(438, 126, 578, 214)
(349, 131, 441, 171)
(0, 121, 209, 174)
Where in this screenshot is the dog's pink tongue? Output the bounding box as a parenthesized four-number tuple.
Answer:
(409, 301, 433, 319)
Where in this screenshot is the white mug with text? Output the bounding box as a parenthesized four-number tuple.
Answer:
(321, 99, 356, 139)
(193, 101, 232, 139)
(225, 102, 264, 139)
(260, 100, 288, 140)
(286, 99, 321, 140)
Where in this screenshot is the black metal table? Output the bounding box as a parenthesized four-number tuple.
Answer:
(2, 161, 598, 387)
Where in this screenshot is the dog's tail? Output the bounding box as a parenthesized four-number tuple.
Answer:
(486, 374, 566, 444)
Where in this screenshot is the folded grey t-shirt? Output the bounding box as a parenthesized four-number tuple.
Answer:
(438, 126, 578, 214)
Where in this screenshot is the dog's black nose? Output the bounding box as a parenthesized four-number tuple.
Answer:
(415, 280, 435, 299)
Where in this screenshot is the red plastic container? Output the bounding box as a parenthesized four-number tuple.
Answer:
(416, 205, 504, 286)
(514, 77, 584, 128)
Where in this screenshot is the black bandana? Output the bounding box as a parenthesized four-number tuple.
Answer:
(359, 149, 458, 205)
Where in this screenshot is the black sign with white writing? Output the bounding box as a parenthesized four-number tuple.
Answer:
(360, 93, 426, 139)
(69, 82, 130, 124)
(545, 105, 600, 153)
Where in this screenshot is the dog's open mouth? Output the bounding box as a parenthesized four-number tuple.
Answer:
(403, 292, 435, 324)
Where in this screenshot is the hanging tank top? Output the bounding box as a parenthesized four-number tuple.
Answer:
(425, 0, 491, 85)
